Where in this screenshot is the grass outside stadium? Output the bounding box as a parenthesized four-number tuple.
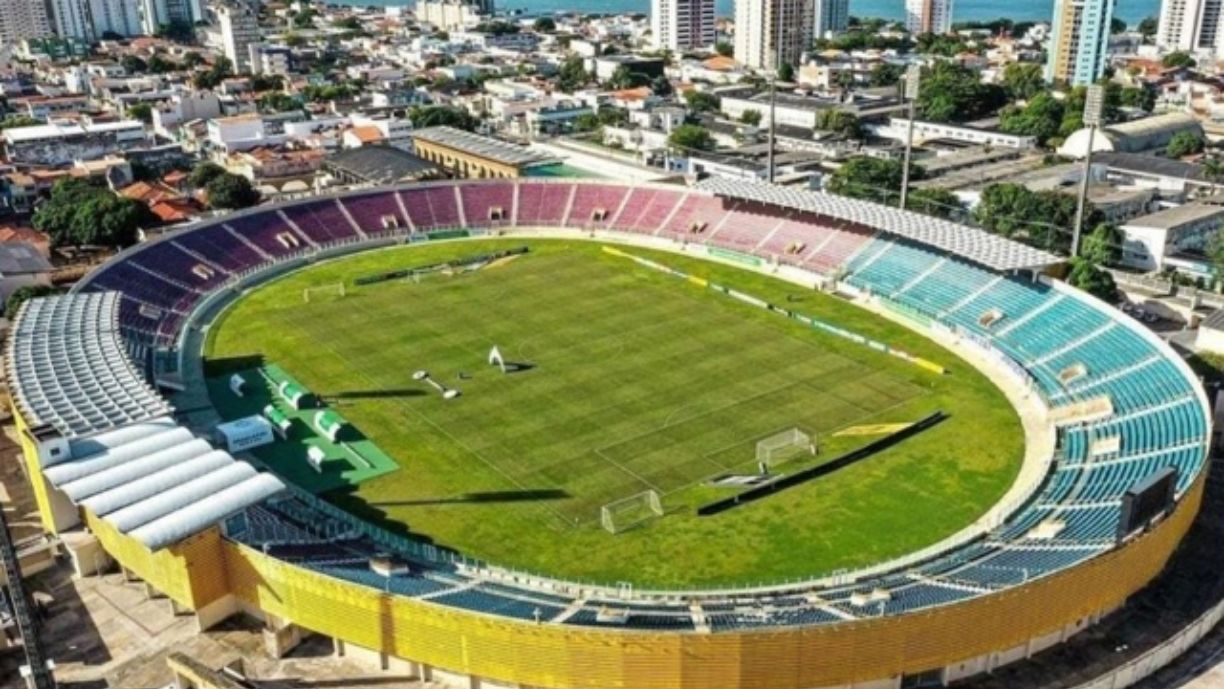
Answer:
(204, 238, 1024, 589)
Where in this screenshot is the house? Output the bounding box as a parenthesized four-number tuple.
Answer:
(0, 227, 50, 258)
(0, 243, 52, 303)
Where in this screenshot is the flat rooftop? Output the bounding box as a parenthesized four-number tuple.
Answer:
(412, 126, 556, 167)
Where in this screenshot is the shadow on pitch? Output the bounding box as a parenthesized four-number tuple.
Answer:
(370, 488, 570, 508)
(327, 388, 427, 400)
(500, 360, 536, 374)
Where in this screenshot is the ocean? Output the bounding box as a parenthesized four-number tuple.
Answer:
(338, 0, 1163, 26)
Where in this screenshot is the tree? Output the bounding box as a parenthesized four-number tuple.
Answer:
(0, 115, 41, 131)
(917, 62, 1007, 123)
(32, 179, 149, 249)
(122, 55, 147, 74)
(651, 74, 673, 97)
(668, 124, 714, 152)
(533, 17, 556, 32)
(868, 63, 902, 87)
(155, 20, 194, 42)
(777, 62, 795, 82)
(573, 113, 601, 132)
(1167, 130, 1204, 158)
(607, 65, 650, 90)
(1208, 228, 1224, 283)
(260, 92, 300, 113)
(905, 187, 963, 220)
(1162, 51, 1197, 68)
(814, 109, 862, 138)
(5, 284, 55, 319)
(740, 110, 762, 126)
(1110, 17, 1127, 34)
(999, 93, 1065, 145)
(293, 8, 317, 28)
(194, 56, 233, 90)
(975, 182, 1092, 253)
(715, 41, 733, 57)
(147, 55, 178, 73)
(1002, 63, 1045, 100)
(205, 173, 261, 210)
(1204, 156, 1224, 186)
(1137, 16, 1158, 40)
(683, 90, 720, 113)
(332, 16, 362, 30)
(826, 157, 920, 203)
(408, 105, 479, 131)
(182, 51, 204, 68)
(1067, 256, 1118, 301)
(1119, 85, 1156, 112)
(1082, 222, 1122, 265)
(557, 56, 589, 93)
(127, 102, 153, 124)
(190, 162, 228, 189)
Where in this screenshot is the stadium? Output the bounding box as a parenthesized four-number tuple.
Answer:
(4, 178, 1212, 689)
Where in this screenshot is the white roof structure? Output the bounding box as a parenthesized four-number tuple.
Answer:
(5, 291, 286, 551)
(6, 292, 172, 438)
(695, 178, 1061, 272)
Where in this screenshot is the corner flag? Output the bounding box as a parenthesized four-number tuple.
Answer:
(488, 345, 507, 373)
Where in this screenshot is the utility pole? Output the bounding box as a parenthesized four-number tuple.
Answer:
(0, 498, 56, 689)
(767, 0, 784, 184)
(898, 63, 922, 211)
(1072, 84, 1105, 259)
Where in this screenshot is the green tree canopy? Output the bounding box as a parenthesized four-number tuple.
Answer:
(740, 110, 762, 126)
(1067, 256, 1118, 301)
(190, 162, 228, 189)
(127, 102, 154, 124)
(1167, 130, 1204, 158)
(1002, 63, 1045, 100)
(194, 56, 233, 90)
(205, 173, 261, 210)
(917, 62, 1007, 123)
(557, 56, 590, 93)
(533, 17, 556, 32)
(607, 65, 651, 90)
(814, 110, 862, 138)
(974, 182, 1095, 253)
(777, 62, 795, 82)
(668, 124, 714, 152)
(32, 179, 150, 249)
(1137, 16, 1158, 39)
(1081, 222, 1123, 265)
(905, 187, 963, 220)
(715, 41, 733, 57)
(1163, 51, 1197, 68)
(5, 284, 55, 320)
(999, 93, 1065, 145)
(683, 90, 721, 113)
(408, 105, 479, 131)
(827, 157, 922, 203)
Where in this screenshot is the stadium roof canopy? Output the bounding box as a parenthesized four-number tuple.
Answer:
(696, 178, 1062, 272)
(412, 126, 557, 168)
(6, 292, 172, 437)
(6, 291, 286, 550)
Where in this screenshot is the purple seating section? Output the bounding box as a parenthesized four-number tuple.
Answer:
(517, 183, 572, 226)
(344, 193, 407, 236)
(83, 183, 890, 347)
(567, 185, 629, 229)
(285, 200, 360, 244)
(461, 183, 516, 226)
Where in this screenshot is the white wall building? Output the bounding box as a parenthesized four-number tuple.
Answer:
(90, 0, 143, 37)
(217, 2, 260, 73)
(1157, 0, 1224, 57)
(650, 0, 715, 52)
(48, 0, 94, 41)
(905, 0, 953, 35)
(734, 0, 815, 71)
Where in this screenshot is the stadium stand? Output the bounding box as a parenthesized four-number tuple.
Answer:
(5, 179, 1208, 689)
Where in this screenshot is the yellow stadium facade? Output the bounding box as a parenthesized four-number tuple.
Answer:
(13, 390, 1202, 689)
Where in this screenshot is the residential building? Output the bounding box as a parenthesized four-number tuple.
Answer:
(650, 0, 716, 52)
(89, 0, 143, 37)
(734, 0, 814, 71)
(1119, 202, 1224, 271)
(1046, 0, 1115, 86)
(905, 0, 953, 35)
(0, 243, 52, 303)
(249, 44, 292, 76)
(2, 120, 148, 166)
(0, 0, 54, 45)
(217, 2, 260, 73)
(138, 0, 202, 35)
(1157, 0, 1224, 56)
(813, 0, 849, 38)
(48, 0, 94, 41)
(415, 0, 485, 30)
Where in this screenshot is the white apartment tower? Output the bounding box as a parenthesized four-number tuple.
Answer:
(905, 0, 954, 34)
(734, 0, 815, 71)
(0, 0, 55, 44)
(1157, 0, 1224, 56)
(651, 0, 716, 51)
(813, 0, 849, 38)
(217, 2, 260, 73)
(90, 0, 143, 37)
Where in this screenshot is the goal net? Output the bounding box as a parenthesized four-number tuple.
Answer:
(600, 490, 663, 534)
(756, 428, 816, 469)
(303, 282, 347, 303)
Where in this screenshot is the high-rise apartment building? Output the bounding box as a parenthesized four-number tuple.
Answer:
(0, 0, 55, 45)
(90, 0, 143, 37)
(217, 1, 260, 73)
(734, 0, 814, 71)
(813, 0, 849, 38)
(1157, 0, 1224, 56)
(651, 0, 716, 51)
(1046, 0, 1116, 86)
(904, 0, 953, 34)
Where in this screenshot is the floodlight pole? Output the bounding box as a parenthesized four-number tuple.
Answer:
(1072, 84, 1105, 259)
(767, 0, 783, 184)
(898, 64, 921, 211)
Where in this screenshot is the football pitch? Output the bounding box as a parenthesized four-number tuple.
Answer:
(205, 239, 1023, 587)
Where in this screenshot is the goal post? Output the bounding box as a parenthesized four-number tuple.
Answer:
(756, 428, 816, 470)
(303, 282, 347, 303)
(600, 490, 664, 534)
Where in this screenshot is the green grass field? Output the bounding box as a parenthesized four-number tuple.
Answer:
(204, 239, 1023, 588)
